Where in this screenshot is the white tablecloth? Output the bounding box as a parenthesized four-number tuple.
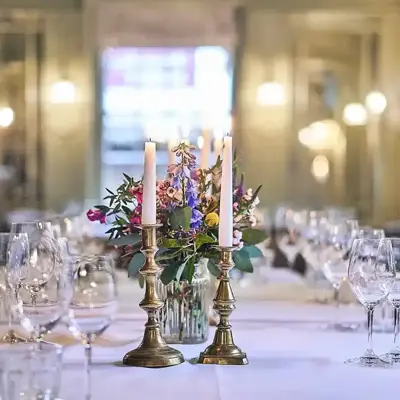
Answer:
(52, 271, 399, 400)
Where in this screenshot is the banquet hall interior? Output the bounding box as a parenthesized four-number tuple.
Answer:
(1, 0, 400, 399)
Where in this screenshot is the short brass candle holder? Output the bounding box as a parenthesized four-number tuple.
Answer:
(197, 246, 248, 365)
(123, 224, 184, 368)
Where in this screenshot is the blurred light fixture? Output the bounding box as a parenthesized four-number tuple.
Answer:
(311, 155, 330, 183)
(50, 79, 76, 104)
(365, 91, 387, 115)
(298, 119, 342, 150)
(256, 82, 285, 106)
(343, 103, 367, 126)
(0, 107, 14, 127)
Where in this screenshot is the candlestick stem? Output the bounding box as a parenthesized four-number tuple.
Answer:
(123, 224, 184, 368)
(197, 246, 248, 365)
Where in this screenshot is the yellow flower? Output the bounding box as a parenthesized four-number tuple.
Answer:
(205, 212, 219, 227)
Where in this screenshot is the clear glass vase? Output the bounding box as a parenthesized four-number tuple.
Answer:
(158, 258, 210, 344)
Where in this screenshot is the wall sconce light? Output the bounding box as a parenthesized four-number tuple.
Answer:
(0, 107, 14, 127)
(343, 103, 367, 126)
(311, 155, 330, 183)
(365, 91, 387, 115)
(256, 82, 285, 106)
(50, 79, 76, 104)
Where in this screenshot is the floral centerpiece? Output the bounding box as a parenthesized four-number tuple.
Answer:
(87, 142, 267, 285)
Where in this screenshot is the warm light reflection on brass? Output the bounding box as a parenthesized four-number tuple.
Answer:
(123, 225, 184, 368)
(197, 246, 248, 365)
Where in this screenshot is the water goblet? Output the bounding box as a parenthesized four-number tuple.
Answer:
(66, 255, 118, 400)
(346, 238, 396, 366)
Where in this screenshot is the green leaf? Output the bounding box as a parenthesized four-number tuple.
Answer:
(250, 185, 262, 205)
(242, 228, 268, 245)
(242, 245, 264, 258)
(109, 233, 140, 247)
(160, 264, 179, 285)
(170, 206, 192, 230)
(156, 249, 182, 262)
(122, 205, 132, 215)
(182, 257, 195, 283)
(162, 238, 181, 248)
(94, 205, 110, 213)
(176, 258, 189, 282)
(195, 233, 216, 248)
(233, 249, 254, 273)
(127, 252, 145, 277)
(207, 258, 220, 278)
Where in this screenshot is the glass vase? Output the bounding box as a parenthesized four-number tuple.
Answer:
(158, 258, 210, 344)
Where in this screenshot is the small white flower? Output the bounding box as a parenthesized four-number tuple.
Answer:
(234, 215, 243, 223)
(253, 196, 260, 206)
(233, 229, 242, 240)
(246, 188, 253, 196)
(243, 195, 252, 201)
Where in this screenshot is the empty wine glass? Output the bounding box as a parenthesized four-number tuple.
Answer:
(0, 233, 27, 344)
(346, 238, 395, 366)
(320, 219, 359, 330)
(382, 238, 400, 362)
(66, 255, 118, 400)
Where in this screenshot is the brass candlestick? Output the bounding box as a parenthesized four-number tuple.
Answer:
(123, 224, 184, 368)
(197, 246, 248, 365)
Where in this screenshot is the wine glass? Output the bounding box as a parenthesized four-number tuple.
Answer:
(346, 238, 396, 366)
(320, 219, 359, 330)
(8, 222, 65, 344)
(66, 255, 118, 400)
(382, 238, 400, 362)
(0, 233, 27, 344)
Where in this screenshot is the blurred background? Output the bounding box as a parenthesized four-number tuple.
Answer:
(0, 0, 399, 229)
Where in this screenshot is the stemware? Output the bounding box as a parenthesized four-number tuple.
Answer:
(346, 238, 396, 366)
(320, 219, 359, 330)
(0, 342, 63, 399)
(8, 222, 66, 345)
(382, 238, 400, 361)
(0, 233, 26, 344)
(66, 255, 118, 400)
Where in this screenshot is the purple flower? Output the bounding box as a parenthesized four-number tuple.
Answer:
(190, 208, 203, 229)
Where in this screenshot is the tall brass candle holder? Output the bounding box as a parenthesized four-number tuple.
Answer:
(197, 246, 248, 365)
(123, 224, 184, 368)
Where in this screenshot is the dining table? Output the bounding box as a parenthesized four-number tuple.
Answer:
(4, 269, 399, 400)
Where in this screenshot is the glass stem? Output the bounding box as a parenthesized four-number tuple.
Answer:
(332, 286, 340, 323)
(84, 341, 92, 400)
(367, 307, 374, 353)
(394, 307, 400, 348)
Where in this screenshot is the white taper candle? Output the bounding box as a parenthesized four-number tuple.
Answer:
(142, 141, 157, 224)
(218, 136, 233, 246)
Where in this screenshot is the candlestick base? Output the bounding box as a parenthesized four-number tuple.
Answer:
(197, 246, 248, 366)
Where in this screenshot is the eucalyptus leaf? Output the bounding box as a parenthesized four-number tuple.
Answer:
(160, 264, 179, 285)
(242, 245, 264, 258)
(170, 206, 192, 230)
(195, 233, 216, 248)
(127, 252, 145, 277)
(233, 249, 254, 273)
(207, 258, 220, 278)
(242, 228, 268, 245)
(109, 233, 140, 247)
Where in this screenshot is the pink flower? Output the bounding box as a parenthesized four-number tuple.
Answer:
(128, 185, 143, 204)
(86, 209, 106, 224)
(190, 168, 201, 180)
(233, 230, 242, 240)
(130, 216, 141, 225)
(233, 202, 239, 211)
